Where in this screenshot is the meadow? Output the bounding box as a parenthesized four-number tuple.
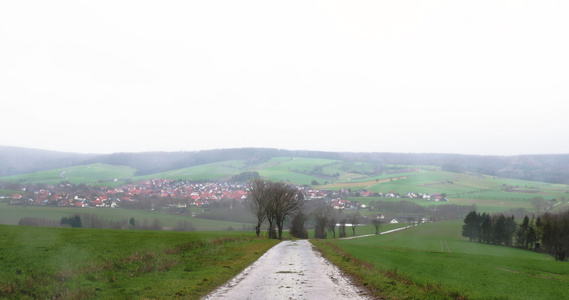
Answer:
(0, 164, 137, 186)
(0, 225, 278, 299)
(134, 160, 248, 181)
(0, 203, 253, 231)
(313, 220, 569, 299)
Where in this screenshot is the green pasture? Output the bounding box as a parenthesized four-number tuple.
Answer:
(252, 157, 339, 185)
(0, 225, 278, 299)
(319, 161, 377, 178)
(135, 160, 247, 181)
(353, 196, 455, 208)
(0, 164, 136, 185)
(0, 203, 254, 231)
(256, 169, 324, 185)
(263, 157, 338, 173)
(0, 189, 26, 196)
(359, 170, 569, 213)
(314, 221, 569, 299)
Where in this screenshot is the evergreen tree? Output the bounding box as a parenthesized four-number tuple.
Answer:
(480, 213, 492, 243)
(504, 215, 517, 246)
(515, 215, 530, 248)
(461, 211, 480, 241)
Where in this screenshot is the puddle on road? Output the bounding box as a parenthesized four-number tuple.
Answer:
(276, 270, 301, 274)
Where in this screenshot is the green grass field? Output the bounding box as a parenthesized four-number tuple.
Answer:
(0, 164, 136, 186)
(0, 203, 253, 231)
(254, 157, 339, 185)
(134, 160, 248, 181)
(313, 221, 569, 299)
(3, 160, 569, 218)
(0, 225, 278, 299)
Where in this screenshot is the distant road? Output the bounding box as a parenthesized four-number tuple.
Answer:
(203, 240, 370, 300)
(340, 225, 416, 240)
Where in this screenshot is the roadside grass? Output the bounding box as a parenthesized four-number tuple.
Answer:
(0, 203, 253, 230)
(313, 221, 569, 300)
(0, 225, 278, 299)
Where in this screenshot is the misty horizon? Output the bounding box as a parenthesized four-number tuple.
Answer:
(2, 1, 568, 156)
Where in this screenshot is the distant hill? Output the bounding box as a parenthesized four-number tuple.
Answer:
(0, 146, 96, 177)
(1, 146, 569, 184)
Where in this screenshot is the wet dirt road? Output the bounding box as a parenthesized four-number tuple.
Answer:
(203, 240, 371, 300)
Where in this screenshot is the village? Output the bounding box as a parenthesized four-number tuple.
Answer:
(2, 179, 448, 215)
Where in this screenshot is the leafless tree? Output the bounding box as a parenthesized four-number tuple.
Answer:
(532, 197, 546, 214)
(348, 212, 360, 236)
(246, 178, 270, 237)
(312, 201, 332, 239)
(327, 212, 338, 238)
(270, 181, 303, 240)
(289, 211, 308, 239)
(339, 218, 347, 238)
(372, 219, 382, 235)
(540, 211, 569, 261)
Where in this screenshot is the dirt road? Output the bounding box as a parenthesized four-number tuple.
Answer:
(203, 240, 371, 300)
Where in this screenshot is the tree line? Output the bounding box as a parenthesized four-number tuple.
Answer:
(462, 210, 569, 261)
(246, 178, 368, 240)
(246, 178, 303, 240)
(18, 213, 196, 232)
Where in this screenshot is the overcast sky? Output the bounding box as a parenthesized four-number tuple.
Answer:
(1, 1, 568, 156)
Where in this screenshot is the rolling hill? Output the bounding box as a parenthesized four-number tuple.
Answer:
(2, 146, 569, 185)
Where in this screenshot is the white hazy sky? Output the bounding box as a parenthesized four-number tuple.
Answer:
(1, 1, 568, 155)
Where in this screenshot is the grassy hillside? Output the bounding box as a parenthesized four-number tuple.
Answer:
(0, 163, 136, 185)
(3, 158, 569, 216)
(348, 170, 569, 214)
(0, 225, 278, 299)
(134, 160, 248, 181)
(313, 221, 569, 299)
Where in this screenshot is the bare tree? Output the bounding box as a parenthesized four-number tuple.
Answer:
(289, 211, 308, 239)
(348, 212, 360, 236)
(540, 211, 569, 261)
(270, 181, 303, 240)
(339, 218, 347, 238)
(246, 178, 270, 238)
(327, 212, 338, 238)
(372, 219, 382, 235)
(532, 197, 546, 214)
(312, 201, 331, 239)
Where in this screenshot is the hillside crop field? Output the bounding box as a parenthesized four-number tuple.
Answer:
(0, 225, 279, 299)
(313, 221, 569, 299)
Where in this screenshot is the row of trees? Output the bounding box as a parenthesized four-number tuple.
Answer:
(19, 213, 196, 232)
(246, 179, 370, 240)
(461, 211, 517, 246)
(246, 178, 303, 240)
(308, 202, 362, 239)
(462, 210, 569, 261)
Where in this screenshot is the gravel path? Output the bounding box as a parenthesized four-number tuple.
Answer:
(203, 240, 371, 300)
